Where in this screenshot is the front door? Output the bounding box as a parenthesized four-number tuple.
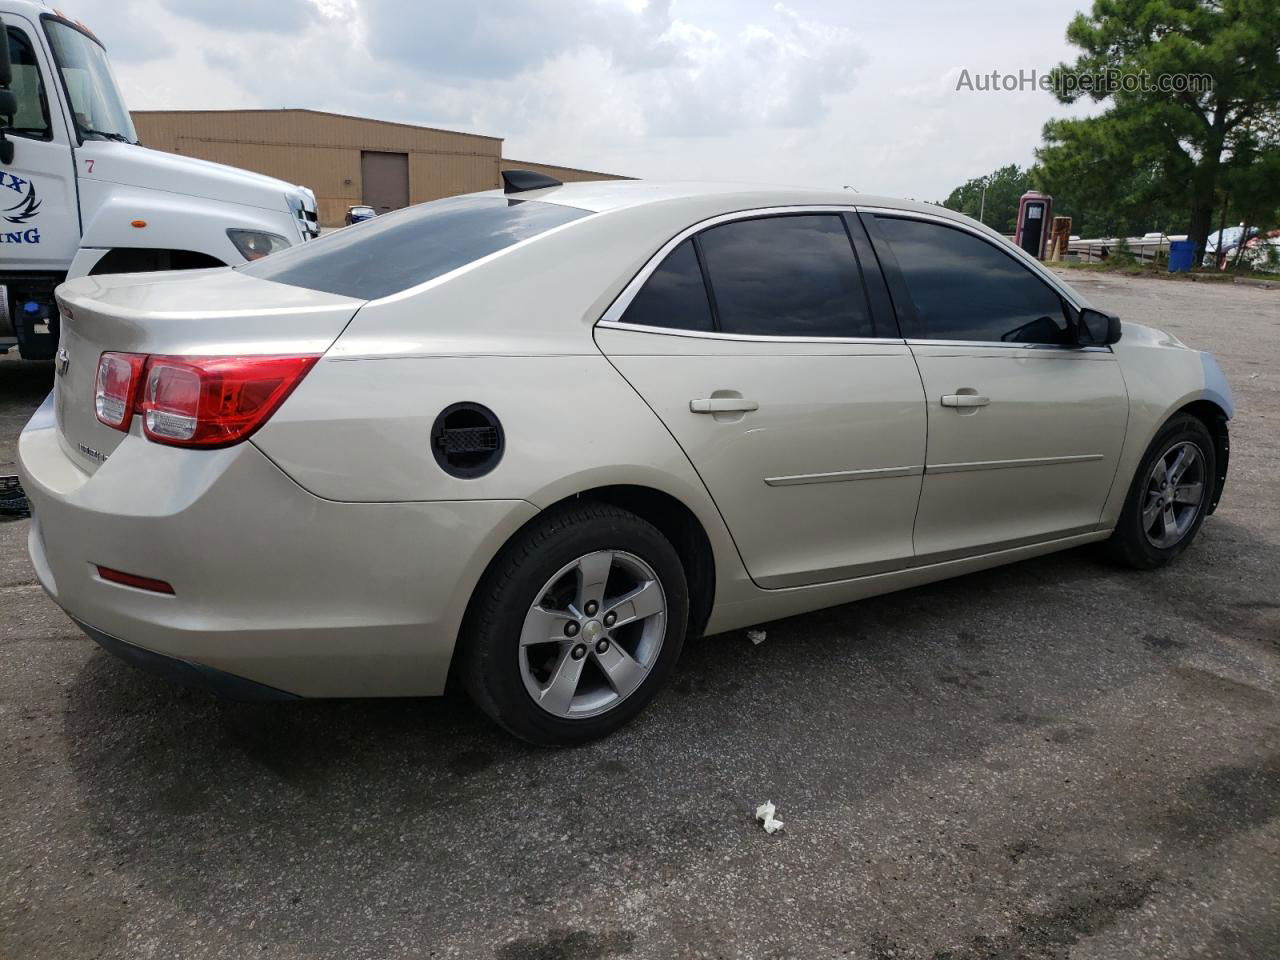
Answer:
(863, 212, 1128, 562)
(2, 16, 80, 273)
(597, 211, 927, 588)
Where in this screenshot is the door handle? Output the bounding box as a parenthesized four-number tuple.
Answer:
(690, 397, 759, 414)
(940, 394, 990, 408)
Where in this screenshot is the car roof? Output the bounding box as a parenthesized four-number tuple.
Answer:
(473, 178, 957, 220)
(461, 179, 1082, 312)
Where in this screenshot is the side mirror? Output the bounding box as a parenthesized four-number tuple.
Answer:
(1076, 307, 1122, 346)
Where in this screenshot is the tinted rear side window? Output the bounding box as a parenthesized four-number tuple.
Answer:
(875, 216, 1070, 344)
(239, 196, 589, 300)
(697, 215, 873, 337)
(620, 239, 714, 332)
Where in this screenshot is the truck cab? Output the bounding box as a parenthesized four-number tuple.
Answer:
(0, 1, 319, 360)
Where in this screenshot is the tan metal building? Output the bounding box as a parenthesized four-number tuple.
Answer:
(131, 108, 629, 227)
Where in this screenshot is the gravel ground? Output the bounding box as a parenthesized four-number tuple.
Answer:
(1, 272, 1277, 960)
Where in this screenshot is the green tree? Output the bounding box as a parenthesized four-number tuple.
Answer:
(1036, 0, 1280, 257)
(1033, 157, 1184, 238)
(1219, 116, 1280, 233)
(941, 165, 1032, 234)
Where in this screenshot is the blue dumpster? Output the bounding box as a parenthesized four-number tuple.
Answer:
(1168, 240, 1196, 273)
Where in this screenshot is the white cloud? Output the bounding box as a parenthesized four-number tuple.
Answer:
(160, 0, 319, 34)
(55, 0, 1102, 200)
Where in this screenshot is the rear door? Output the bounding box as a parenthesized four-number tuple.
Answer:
(596, 209, 927, 589)
(861, 210, 1128, 562)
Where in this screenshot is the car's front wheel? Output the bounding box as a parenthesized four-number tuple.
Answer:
(1107, 413, 1216, 569)
(458, 502, 688, 745)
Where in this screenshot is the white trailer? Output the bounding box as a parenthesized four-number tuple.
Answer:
(0, 1, 318, 360)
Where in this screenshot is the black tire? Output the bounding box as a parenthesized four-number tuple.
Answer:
(1107, 414, 1216, 570)
(458, 502, 688, 746)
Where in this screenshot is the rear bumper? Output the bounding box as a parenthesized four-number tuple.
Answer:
(76, 619, 299, 701)
(18, 397, 538, 697)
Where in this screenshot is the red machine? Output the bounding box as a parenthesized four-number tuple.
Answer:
(1014, 191, 1053, 260)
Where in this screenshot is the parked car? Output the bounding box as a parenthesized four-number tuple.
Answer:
(1203, 225, 1252, 267)
(345, 204, 376, 225)
(19, 175, 1233, 745)
(1235, 230, 1280, 273)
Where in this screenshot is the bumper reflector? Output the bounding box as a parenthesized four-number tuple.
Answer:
(96, 565, 175, 595)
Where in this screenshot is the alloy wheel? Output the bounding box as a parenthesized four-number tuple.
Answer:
(519, 550, 668, 719)
(1141, 440, 1206, 549)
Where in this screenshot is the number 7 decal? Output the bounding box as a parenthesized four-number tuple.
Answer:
(84, 158, 95, 174)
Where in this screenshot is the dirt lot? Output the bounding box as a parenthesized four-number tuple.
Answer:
(1, 272, 1277, 960)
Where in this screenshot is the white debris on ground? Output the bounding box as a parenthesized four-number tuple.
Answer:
(747, 629, 768, 645)
(755, 801, 785, 834)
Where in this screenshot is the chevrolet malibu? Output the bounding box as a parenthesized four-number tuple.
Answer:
(19, 174, 1233, 745)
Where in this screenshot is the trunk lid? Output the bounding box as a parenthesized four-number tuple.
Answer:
(54, 268, 363, 473)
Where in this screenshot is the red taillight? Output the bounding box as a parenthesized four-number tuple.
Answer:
(95, 565, 175, 595)
(95, 352, 146, 430)
(95, 352, 318, 448)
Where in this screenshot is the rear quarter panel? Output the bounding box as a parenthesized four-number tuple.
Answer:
(253, 353, 751, 604)
(252, 205, 761, 611)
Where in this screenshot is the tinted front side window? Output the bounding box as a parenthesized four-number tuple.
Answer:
(697, 215, 872, 337)
(5, 27, 51, 139)
(239, 196, 589, 300)
(620, 239, 714, 332)
(876, 217, 1070, 344)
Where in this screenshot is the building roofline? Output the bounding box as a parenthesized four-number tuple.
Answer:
(129, 107, 504, 143)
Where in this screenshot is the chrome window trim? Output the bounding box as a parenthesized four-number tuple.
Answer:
(597, 204, 907, 342)
(597, 319, 904, 346)
(905, 338, 1113, 354)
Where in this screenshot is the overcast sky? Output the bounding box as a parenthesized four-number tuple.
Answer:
(57, 0, 1101, 201)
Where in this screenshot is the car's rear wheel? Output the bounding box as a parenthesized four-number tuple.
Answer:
(1107, 414, 1215, 569)
(459, 502, 688, 745)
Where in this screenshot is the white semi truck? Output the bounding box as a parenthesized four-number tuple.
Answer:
(0, 1, 319, 360)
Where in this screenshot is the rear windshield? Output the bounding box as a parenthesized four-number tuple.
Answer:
(238, 196, 590, 300)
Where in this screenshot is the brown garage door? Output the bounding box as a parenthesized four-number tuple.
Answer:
(361, 151, 409, 214)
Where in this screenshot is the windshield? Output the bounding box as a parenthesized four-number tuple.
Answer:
(43, 18, 137, 143)
(240, 196, 590, 300)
